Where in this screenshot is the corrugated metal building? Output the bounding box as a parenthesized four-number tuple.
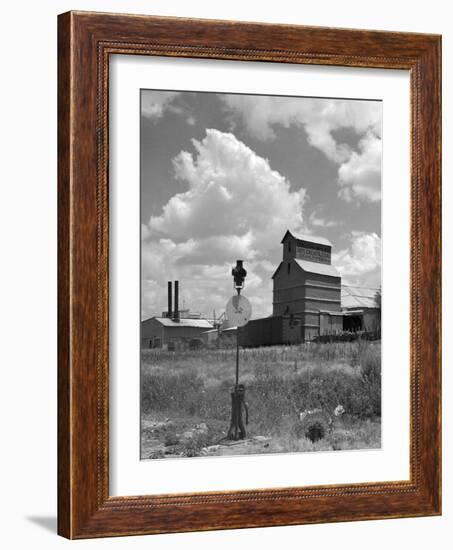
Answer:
(341, 285, 381, 332)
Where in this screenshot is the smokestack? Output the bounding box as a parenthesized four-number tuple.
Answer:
(174, 280, 180, 322)
(167, 281, 172, 318)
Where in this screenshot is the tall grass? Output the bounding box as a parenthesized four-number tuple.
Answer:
(141, 341, 381, 431)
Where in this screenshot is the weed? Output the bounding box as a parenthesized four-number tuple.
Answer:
(141, 340, 381, 456)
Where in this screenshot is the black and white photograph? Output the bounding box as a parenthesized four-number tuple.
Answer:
(140, 89, 382, 460)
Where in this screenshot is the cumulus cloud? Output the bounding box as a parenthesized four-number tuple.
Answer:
(141, 91, 197, 127)
(332, 232, 381, 286)
(148, 129, 305, 245)
(141, 91, 181, 120)
(220, 95, 382, 203)
(142, 129, 306, 318)
(338, 132, 382, 202)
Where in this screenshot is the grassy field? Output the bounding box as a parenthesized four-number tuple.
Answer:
(141, 340, 381, 459)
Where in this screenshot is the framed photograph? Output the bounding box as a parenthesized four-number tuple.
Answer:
(58, 11, 441, 538)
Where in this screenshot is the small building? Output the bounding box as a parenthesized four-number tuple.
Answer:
(341, 285, 381, 333)
(141, 279, 213, 350)
(141, 317, 213, 350)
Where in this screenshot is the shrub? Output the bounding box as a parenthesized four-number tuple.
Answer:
(305, 421, 325, 442)
(181, 431, 213, 457)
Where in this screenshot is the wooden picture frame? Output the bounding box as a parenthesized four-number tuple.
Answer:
(58, 11, 441, 539)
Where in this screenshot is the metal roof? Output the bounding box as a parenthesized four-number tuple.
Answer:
(281, 230, 332, 247)
(341, 286, 380, 309)
(146, 317, 214, 329)
(294, 259, 340, 277)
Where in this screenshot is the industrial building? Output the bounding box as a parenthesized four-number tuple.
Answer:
(141, 281, 213, 350)
(272, 231, 343, 339)
(238, 231, 380, 347)
(141, 232, 381, 350)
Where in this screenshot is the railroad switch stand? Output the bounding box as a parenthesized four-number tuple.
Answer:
(227, 384, 249, 440)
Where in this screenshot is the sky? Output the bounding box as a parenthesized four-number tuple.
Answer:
(141, 90, 382, 320)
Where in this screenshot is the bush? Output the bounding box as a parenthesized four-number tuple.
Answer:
(181, 431, 213, 457)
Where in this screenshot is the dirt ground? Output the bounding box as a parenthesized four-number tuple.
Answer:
(141, 412, 381, 460)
